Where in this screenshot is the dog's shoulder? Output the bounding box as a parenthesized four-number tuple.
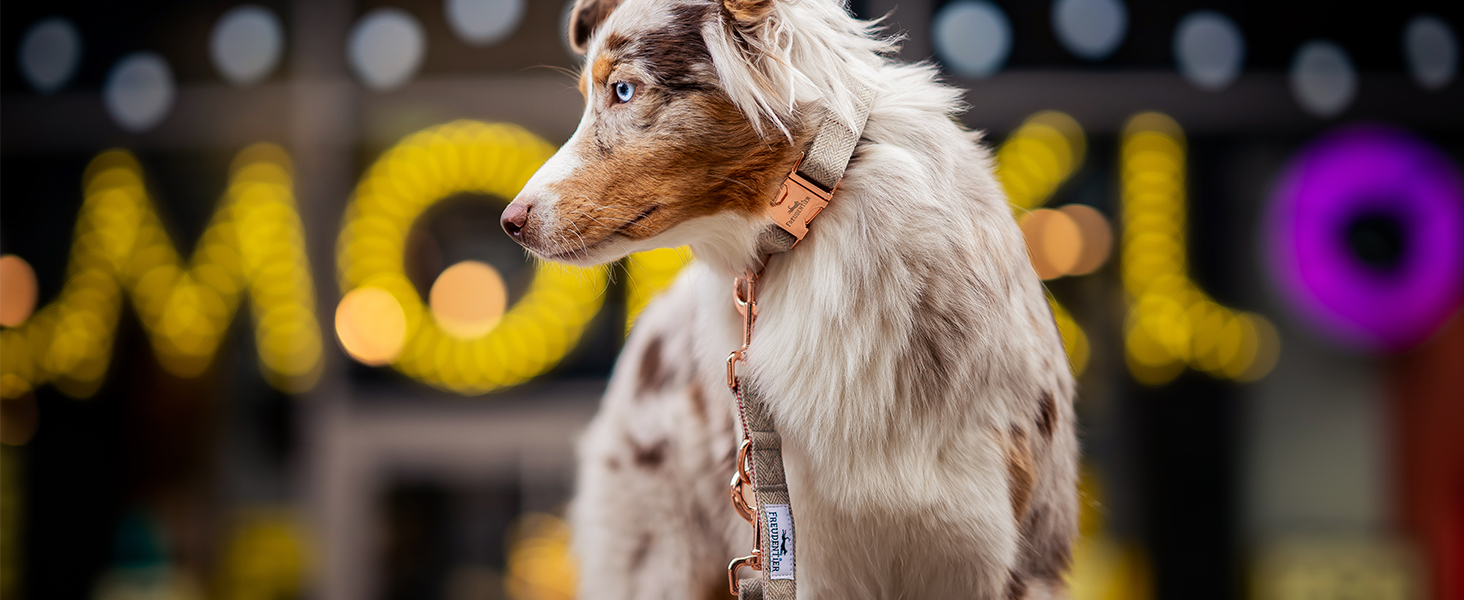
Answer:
(584, 261, 738, 471)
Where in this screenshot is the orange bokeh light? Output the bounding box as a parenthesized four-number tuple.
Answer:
(1061, 204, 1113, 276)
(0, 255, 38, 327)
(429, 260, 508, 338)
(1021, 209, 1083, 280)
(334, 287, 407, 366)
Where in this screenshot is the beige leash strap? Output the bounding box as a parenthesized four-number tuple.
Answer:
(735, 383, 795, 600)
(727, 78, 873, 599)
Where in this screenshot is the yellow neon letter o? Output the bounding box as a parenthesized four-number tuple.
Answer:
(337, 120, 608, 394)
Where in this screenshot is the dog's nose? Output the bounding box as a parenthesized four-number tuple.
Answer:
(501, 202, 532, 240)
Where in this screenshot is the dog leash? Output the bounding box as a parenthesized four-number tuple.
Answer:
(727, 79, 873, 600)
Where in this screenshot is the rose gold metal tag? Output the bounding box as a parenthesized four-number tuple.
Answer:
(767, 162, 834, 244)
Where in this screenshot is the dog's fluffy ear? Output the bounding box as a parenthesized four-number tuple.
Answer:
(567, 0, 624, 54)
(722, 0, 777, 26)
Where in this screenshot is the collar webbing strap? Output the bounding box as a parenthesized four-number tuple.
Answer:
(736, 80, 873, 600)
(799, 82, 875, 190)
(755, 81, 875, 255)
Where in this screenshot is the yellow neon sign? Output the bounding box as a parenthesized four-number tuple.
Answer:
(997, 111, 1096, 375)
(998, 111, 1087, 213)
(0, 145, 323, 399)
(624, 246, 693, 334)
(335, 120, 608, 395)
(1120, 112, 1278, 384)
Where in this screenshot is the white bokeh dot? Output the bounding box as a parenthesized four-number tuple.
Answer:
(1290, 40, 1356, 119)
(933, 0, 1012, 79)
(348, 8, 426, 91)
(1404, 15, 1457, 90)
(104, 52, 176, 133)
(19, 17, 83, 94)
(446, 0, 525, 46)
(210, 5, 284, 86)
(1173, 11, 1244, 92)
(1052, 0, 1127, 61)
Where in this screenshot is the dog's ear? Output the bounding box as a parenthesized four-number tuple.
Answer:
(567, 0, 625, 55)
(723, 0, 777, 26)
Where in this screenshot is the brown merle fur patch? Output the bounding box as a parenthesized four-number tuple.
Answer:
(629, 531, 653, 570)
(1036, 390, 1056, 440)
(1004, 570, 1028, 600)
(1005, 426, 1034, 519)
(540, 3, 810, 259)
(1017, 505, 1074, 582)
(894, 265, 991, 418)
(687, 384, 708, 423)
(627, 435, 670, 469)
(637, 336, 669, 394)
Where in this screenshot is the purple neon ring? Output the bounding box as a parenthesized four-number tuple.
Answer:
(1267, 125, 1464, 352)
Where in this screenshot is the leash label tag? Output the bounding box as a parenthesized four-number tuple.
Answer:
(764, 503, 795, 580)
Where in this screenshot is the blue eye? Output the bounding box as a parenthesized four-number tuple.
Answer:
(613, 81, 636, 103)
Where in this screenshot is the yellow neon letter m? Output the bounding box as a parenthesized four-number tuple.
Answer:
(0, 145, 322, 398)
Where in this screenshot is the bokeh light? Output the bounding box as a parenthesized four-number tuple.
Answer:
(0, 145, 323, 399)
(1062, 203, 1113, 276)
(210, 5, 285, 87)
(429, 260, 508, 338)
(446, 0, 525, 46)
(337, 120, 608, 395)
(1404, 15, 1458, 91)
(0, 255, 39, 327)
(624, 246, 694, 334)
(932, 0, 1013, 80)
(1266, 125, 1464, 352)
(1173, 10, 1244, 92)
(18, 17, 82, 94)
(1019, 206, 1113, 281)
(504, 513, 575, 600)
(996, 110, 1101, 375)
(1049, 293, 1091, 376)
(1290, 41, 1356, 119)
(1120, 112, 1278, 385)
(997, 110, 1087, 212)
(1021, 208, 1083, 280)
(1052, 0, 1128, 61)
(104, 52, 176, 133)
(348, 8, 426, 91)
(335, 287, 408, 366)
(216, 511, 309, 600)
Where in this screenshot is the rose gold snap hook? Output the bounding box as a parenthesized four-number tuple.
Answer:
(728, 550, 762, 595)
(729, 439, 755, 523)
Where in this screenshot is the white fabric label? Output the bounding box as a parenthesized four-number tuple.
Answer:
(764, 503, 795, 580)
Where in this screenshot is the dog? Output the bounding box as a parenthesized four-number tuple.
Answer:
(500, 0, 1079, 597)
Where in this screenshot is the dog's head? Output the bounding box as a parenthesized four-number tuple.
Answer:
(501, 0, 815, 268)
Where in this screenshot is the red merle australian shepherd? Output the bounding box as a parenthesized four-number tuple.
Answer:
(501, 0, 1079, 597)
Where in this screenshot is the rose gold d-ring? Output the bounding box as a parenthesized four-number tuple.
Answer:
(729, 440, 755, 523)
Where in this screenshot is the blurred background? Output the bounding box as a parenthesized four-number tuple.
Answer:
(1, 0, 1461, 598)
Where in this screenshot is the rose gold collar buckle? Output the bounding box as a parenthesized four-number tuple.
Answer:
(767, 155, 835, 245)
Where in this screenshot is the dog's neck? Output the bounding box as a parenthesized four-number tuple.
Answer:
(688, 60, 1061, 457)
